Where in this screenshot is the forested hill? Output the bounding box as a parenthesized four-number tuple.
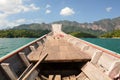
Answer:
(0, 30, 50, 38)
(0, 16, 120, 38)
(13, 17, 120, 36)
(100, 30, 120, 38)
(69, 32, 97, 38)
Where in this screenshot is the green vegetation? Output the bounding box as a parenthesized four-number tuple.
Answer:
(100, 30, 120, 38)
(0, 29, 50, 38)
(69, 32, 97, 38)
(0, 16, 120, 38)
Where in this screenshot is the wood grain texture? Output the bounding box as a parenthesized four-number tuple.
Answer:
(82, 62, 112, 80)
(28, 36, 90, 62)
(22, 53, 48, 80)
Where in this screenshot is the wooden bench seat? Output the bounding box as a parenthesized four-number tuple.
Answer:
(81, 62, 112, 80)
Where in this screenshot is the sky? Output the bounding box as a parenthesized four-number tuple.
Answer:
(0, 0, 120, 29)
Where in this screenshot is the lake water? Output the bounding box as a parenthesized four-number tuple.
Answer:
(0, 38, 120, 58)
(82, 38, 120, 54)
(0, 38, 36, 58)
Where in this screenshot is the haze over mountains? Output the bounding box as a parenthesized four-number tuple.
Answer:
(13, 17, 120, 35)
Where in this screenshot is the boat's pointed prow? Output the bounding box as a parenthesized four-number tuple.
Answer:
(52, 24, 62, 35)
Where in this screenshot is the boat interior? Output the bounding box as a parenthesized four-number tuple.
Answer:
(0, 24, 120, 80)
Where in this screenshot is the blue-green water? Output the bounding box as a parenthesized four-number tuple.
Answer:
(0, 38, 36, 58)
(0, 38, 120, 58)
(82, 38, 120, 54)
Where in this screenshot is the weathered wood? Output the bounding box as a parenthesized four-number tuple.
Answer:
(49, 75, 61, 80)
(19, 52, 30, 67)
(1, 63, 18, 80)
(63, 77, 70, 80)
(55, 75, 61, 80)
(30, 46, 36, 52)
(107, 61, 120, 79)
(25, 70, 39, 80)
(22, 53, 48, 80)
(28, 37, 90, 62)
(97, 53, 119, 73)
(27, 45, 45, 62)
(37, 41, 42, 46)
(82, 62, 112, 80)
(48, 75, 54, 80)
(91, 51, 102, 64)
(84, 78, 90, 80)
(18, 63, 33, 80)
(69, 75, 76, 80)
(76, 72, 88, 80)
(43, 38, 46, 42)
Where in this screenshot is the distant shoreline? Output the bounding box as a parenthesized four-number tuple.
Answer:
(99, 37, 120, 39)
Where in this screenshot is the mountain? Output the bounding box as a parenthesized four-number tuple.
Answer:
(13, 23, 51, 30)
(13, 17, 120, 36)
(93, 17, 120, 31)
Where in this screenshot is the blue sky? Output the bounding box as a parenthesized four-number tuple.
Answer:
(0, 0, 120, 29)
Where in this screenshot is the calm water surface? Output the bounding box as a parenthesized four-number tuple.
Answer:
(0, 38, 120, 58)
(82, 38, 120, 54)
(0, 38, 36, 58)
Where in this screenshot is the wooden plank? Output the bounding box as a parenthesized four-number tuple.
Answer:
(49, 75, 54, 80)
(69, 75, 76, 80)
(30, 46, 36, 52)
(49, 75, 61, 80)
(19, 52, 30, 67)
(82, 62, 112, 80)
(76, 72, 88, 80)
(25, 70, 39, 80)
(55, 75, 61, 80)
(18, 63, 33, 80)
(1, 63, 18, 80)
(28, 37, 90, 62)
(22, 53, 48, 80)
(37, 41, 42, 46)
(107, 61, 120, 79)
(44, 38, 90, 62)
(63, 77, 70, 80)
(84, 78, 90, 80)
(48, 75, 61, 80)
(91, 51, 102, 64)
(43, 38, 46, 42)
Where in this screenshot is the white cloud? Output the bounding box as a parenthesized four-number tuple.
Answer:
(106, 7, 112, 12)
(46, 9, 51, 14)
(0, 18, 27, 29)
(0, 0, 40, 29)
(0, 0, 40, 15)
(15, 19, 26, 24)
(29, 4, 40, 10)
(46, 4, 51, 8)
(0, 18, 43, 29)
(60, 7, 75, 16)
(0, 13, 8, 19)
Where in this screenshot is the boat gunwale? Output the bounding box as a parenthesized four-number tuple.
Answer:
(0, 34, 47, 62)
(77, 37, 120, 59)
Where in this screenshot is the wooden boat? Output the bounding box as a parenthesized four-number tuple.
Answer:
(0, 24, 120, 80)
